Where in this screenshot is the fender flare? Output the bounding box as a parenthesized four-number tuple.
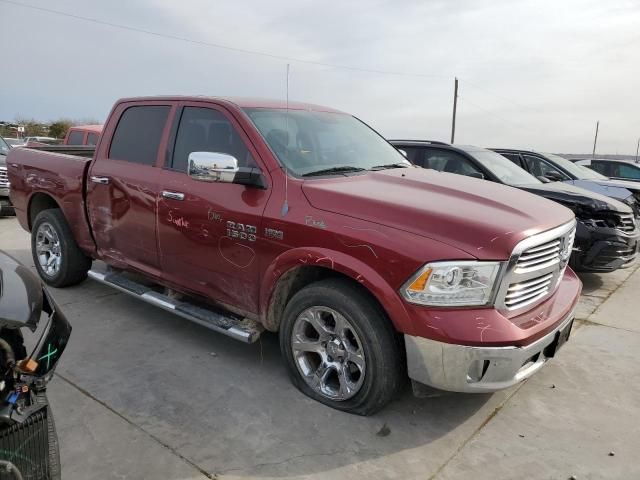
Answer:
(259, 247, 416, 335)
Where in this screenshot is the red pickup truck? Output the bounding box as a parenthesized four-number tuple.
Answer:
(63, 125, 103, 146)
(7, 96, 581, 415)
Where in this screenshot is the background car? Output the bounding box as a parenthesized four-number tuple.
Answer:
(0, 137, 14, 216)
(576, 159, 640, 182)
(23, 136, 62, 147)
(390, 140, 639, 272)
(493, 149, 640, 215)
(4, 138, 26, 148)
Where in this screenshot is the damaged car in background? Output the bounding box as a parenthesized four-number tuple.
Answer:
(391, 141, 639, 272)
(0, 251, 71, 479)
(492, 149, 640, 216)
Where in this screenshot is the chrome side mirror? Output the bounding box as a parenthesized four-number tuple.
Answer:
(398, 149, 408, 158)
(188, 152, 239, 183)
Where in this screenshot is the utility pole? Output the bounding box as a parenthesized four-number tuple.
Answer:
(450, 77, 458, 144)
(591, 120, 599, 160)
(635, 137, 639, 164)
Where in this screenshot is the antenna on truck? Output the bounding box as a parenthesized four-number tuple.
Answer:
(281, 63, 291, 217)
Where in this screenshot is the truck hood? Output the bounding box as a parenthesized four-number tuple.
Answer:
(519, 182, 632, 214)
(0, 154, 6, 167)
(302, 168, 574, 259)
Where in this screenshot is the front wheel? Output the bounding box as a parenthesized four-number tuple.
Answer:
(279, 278, 403, 415)
(31, 209, 91, 287)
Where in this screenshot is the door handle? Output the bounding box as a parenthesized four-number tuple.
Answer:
(90, 176, 110, 185)
(162, 191, 185, 201)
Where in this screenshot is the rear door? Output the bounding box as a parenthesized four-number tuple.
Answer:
(87, 102, 174, 275)
(156, 102, 270, 313)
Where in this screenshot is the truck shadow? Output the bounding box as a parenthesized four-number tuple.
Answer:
(5, 247, 497, 479)
(577, 272, 603, 295)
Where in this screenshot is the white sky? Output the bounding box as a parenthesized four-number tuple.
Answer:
(1, 0, 639, 154)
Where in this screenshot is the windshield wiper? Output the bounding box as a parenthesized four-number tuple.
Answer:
(370, 162, 411, 170)
(302, 166, 367, 177)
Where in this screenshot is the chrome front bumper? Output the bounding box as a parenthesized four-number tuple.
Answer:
(405, 309, 575, 393)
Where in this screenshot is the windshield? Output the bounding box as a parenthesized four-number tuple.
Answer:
(466, 148, 541, 186)
(0, 137, 9, 155)
(542, 152, 608, 180)
(243, 108, 409, 176)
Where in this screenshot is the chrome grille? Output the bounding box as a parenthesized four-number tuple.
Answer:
(515, 239, 561, 272)
(505, 273, 553, 309)
(0, 166, 8, 187)
(617, 213, 636, 233)
(496, 221, 576, 314)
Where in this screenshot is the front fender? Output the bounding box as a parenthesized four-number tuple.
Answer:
(260, 247, 417, 335)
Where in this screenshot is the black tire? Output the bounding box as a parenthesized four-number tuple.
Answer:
(279, 278, 403, 416)
(46, 404, 62, 480)
(35, 392, 61, 480)
(31, 209, 91, 287)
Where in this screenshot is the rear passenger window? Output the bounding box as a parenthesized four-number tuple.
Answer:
(87, 133, 99, 145)
(109, 105, 170, 165)
(67, 130, 85, 145)
(171, 107, 256, 172)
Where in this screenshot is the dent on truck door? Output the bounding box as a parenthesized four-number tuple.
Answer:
(156, 104, 270, 313)
(87, 104, 171, 273)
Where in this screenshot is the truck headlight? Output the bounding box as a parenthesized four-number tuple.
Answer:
(401, 261, 502, 306)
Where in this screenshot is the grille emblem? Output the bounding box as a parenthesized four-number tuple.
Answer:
(559, 232, 573, 267)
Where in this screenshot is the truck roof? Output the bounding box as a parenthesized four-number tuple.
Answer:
(70, 124, 103, 132)
(115, 96, 345, 114)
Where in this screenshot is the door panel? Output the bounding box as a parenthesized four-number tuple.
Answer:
(87, 103, 172, 273)
(156, 104, 270, 313)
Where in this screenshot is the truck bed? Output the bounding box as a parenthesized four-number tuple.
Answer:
(6, 146, 97, 255)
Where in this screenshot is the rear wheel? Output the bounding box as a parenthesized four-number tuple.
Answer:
(31, 209, 91, 287)
(280, 278, 403, 415)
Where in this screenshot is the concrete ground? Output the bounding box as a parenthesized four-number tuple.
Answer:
(1, 215, 638, 480)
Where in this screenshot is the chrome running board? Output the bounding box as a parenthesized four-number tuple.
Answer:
(88, 270, 262, 344)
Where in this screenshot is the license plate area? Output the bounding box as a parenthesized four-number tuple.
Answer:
(543, 319, 574, 358)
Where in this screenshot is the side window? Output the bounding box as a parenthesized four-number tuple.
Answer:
(67, 130, 85, 145)
(523, 155, 567, 179)
(589, 161, 608, 175)
(109, 105, 170, 165)
(398, 147, 420, 165)
(87, 132, 99, 146)
(618, 163, 640, 179)
(171, 107, 256, 172)
(422, 149, 483, 177)
(500, 153, 523, 168)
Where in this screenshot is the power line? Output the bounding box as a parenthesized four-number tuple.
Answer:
(1, 0, 448, 79)
(458, 95, 530, 134)
(462, 79, 531, 112)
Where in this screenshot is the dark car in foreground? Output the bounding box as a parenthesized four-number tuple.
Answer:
(390, 140, 639, 272)
(492, 149, 640, 215)
(575, 159, 640, 183)
(0, 250, 72, 479)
